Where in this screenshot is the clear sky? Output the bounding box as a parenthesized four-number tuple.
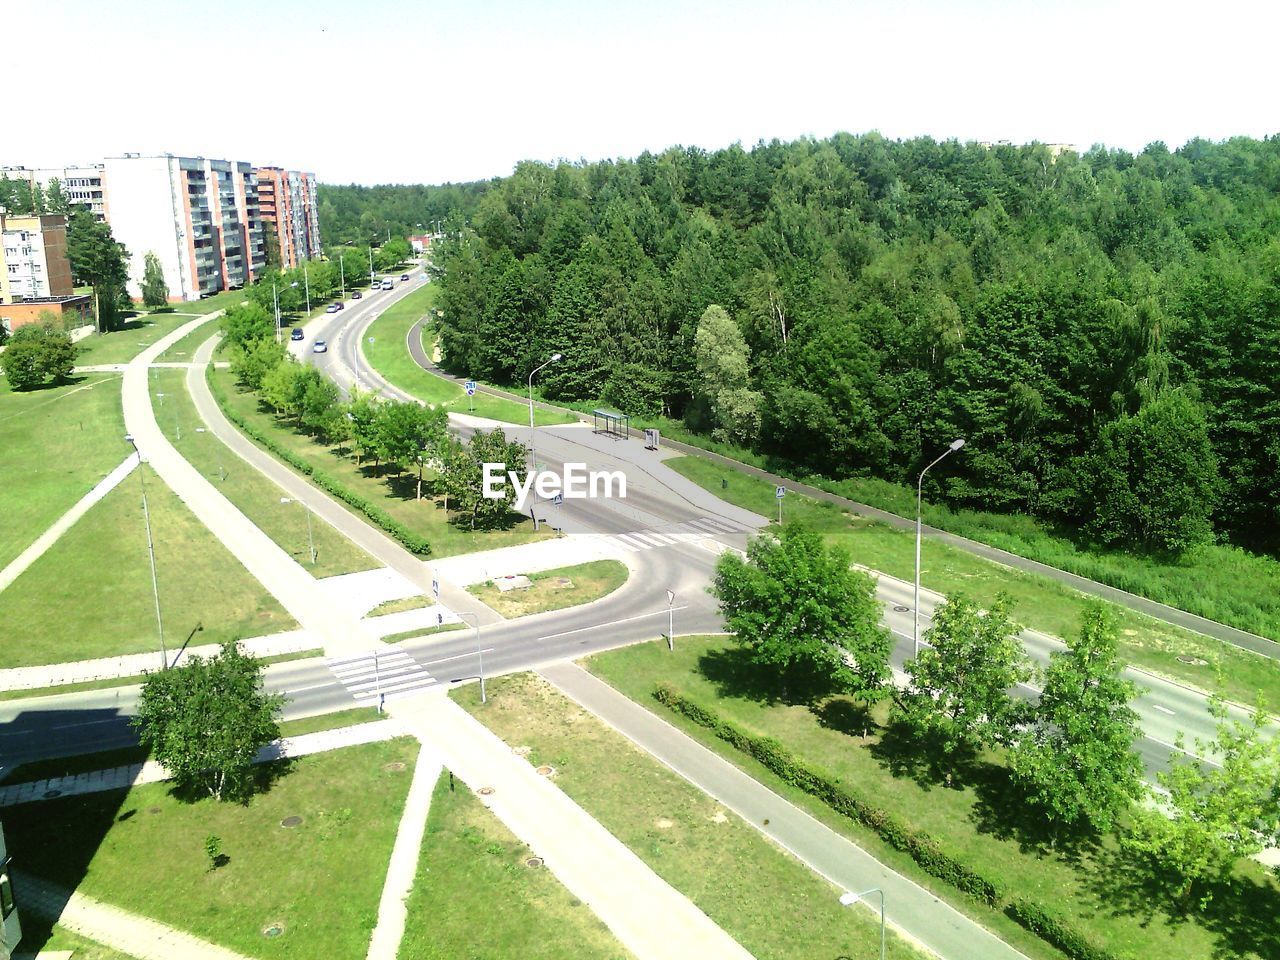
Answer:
(8, 0, 1278, 185)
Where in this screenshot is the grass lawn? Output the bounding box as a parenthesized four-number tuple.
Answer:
(154, 369, 379, 577)
(381, 623, 468, 643)
(588, 636, 1280, 960)
(400, 769, 631, 960)
(364, 290, 575, 427)
(277, 706, 383, 737)
(0, 463, 295, 668)
(75, 313, 201, 367)
(468, 560, 628, 618)
(453, 674, 924, 960)
(0, 374, 126, 570)
(210, 364, 554, 558)
(155, 317, 223, 363)
(16, 919, 140, 960)
(367, 594, 435, 617)
(667, 455, 1280, 708)
(3, 738, 418, 960)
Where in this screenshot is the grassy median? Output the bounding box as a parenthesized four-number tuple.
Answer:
(467, 560, 628, 618)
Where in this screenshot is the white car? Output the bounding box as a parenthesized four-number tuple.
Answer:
(312, 340, 328, 354)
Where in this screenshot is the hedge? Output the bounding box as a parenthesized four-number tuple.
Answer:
(206, 366, 432, 556)
(652, 684, 1132, 960)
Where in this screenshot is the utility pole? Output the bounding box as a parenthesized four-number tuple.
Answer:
(125, 435, 166, 670)
(339, 255, 345, 298)
(303, 261, 311, 314)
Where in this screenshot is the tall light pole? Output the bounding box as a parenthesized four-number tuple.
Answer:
(368, 245, 375, 285)
(459, 612, 484, 703)
(914, 438, 965, 656)
(279, 497, 316, 565)
(302, 261, 311, 315)
(124, 435, 166, 671)
(838, 888, 885, 960)
(527, 353, 562, 531)
(272, 279, 281, 343)
(339, 255, 345, 299)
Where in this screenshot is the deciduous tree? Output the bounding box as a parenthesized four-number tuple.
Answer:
(141, 252, 169, 308)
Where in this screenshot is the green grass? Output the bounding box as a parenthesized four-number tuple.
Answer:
(75, 314, 200, 367)
(453, 674, 924, 960)
(588, 636, 1280, 960)
(0, 373, 126, 570)
(364, 291, 575, 426)
(400, 769, 631, 959)
(155, 317, 222, 363)
(3, 738, 418, 960)
(0, 463, 295, 668)
(380, 622, 468, 643)
(366, 594, 436, 617)
(210, 364, 555, 559)
(667, 454, 1280, 708)
(154, 368, 379, 577)
(277, 706, 383, 737)
(468, 560, 629, 619)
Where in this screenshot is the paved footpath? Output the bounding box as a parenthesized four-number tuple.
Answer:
(16, 871, 252, 960)
(539, 661, 1030, 960)
(389, 692, 756, 960)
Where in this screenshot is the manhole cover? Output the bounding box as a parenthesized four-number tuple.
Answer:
(147, 806, 162, 815)
(893, 605, 910, 613)
(535, 765, 556, 777)
(525, 856, 544, 868)
(383, 761, 406, 772)
(512, 745, 532, 757)
(262, 923, 284, 939)
(555, 577, 574, 587)
(1176, 655, 1208, 666)
(478, 786, 495, 796)
(280, 816, 303, 828)
(43, 789, 62, 799)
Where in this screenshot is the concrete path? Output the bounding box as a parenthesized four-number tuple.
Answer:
(365, 744, 442, 960)
(539, 662, 1030, 960)
(0, 629, 317, 692)
(16, 871, 252, 960)
(0, 455, 138, 595)
(0, 719, 405, 807)
(388, 692, 755, 960)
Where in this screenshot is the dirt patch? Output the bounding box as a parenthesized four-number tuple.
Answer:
(709, 810, 729, 824)
(654, 818, 675, 830)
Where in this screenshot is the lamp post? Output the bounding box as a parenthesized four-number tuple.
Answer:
(279, 497, 316, 565)
(459, 612, 484, 703)
(272, 279, 281, 343)
(526, 353, 562, 530)
(339, 255, 345, 299)
(914, 438, 965, 656)
(368, 245, 375, 285)
(124, 434, 167, 670)
(838, 888, 885, 960)
(302, 262, 311, 315)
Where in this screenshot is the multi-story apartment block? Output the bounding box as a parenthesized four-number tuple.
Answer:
(0, 211, 74, 302)
(101, 154, 266, 302)
(0, 164, 109, 221)
(254, 167, 321, 269)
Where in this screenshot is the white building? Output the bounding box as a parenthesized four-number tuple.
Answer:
(0, 164, 108, 221)
(101, 154, 266, 302)
(0, 211, 73, 302)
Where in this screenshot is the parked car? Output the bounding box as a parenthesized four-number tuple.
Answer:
(325, 303, 339, 314)
(290, 328, 304, 341)
(400, 273, 410, 281)
(312, 339, 328, 353)
(351, 290, 362, 299)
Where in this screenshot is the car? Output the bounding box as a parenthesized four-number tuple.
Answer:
(290, 328, 304, 342)
(312, 339, 328, 353)
(332, 302, 345, 311)
(400, 273, 410, 281)
(380, 280, 394, 290)
(325, 303, 339, 314)
(351, 290, 362, 300)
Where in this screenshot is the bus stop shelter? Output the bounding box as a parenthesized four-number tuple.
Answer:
(592, 408, 631, 440)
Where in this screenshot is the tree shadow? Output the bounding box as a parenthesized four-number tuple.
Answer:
(867, 719, 981, 793)
(696, 644, 842, 706)
(164, 756, 295, 806)
(966, 760, 1099, 863)
(10, 375, 88, 394)
(811, 697, 874, 739)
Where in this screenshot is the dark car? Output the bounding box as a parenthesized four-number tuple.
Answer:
(352, 290, 362, 300)
(290, 328, 304, 342)
(400, 273, 410, 281)
(333, 302, 345, 311)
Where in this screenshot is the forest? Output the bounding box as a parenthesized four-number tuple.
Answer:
(395, 134, 1280, 559)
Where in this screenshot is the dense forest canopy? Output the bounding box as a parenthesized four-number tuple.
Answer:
(317, 181, 492, 245)
(354, 134, 1280, 555)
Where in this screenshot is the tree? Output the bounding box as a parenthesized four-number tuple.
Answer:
(1123, 697, 1280, 906)
(439, 428, 528, 528)
(713, 523, 891, 701)
(694, 304, 763, 445)
(1009, 604, 1145, 834)
(898, 593, 1032, 757)
(220, 302, 275, 350)
(343, 389, 382, 466)
(0, 325, 77, 390)
(230, 337, 286, 391)
(131, 640, 284, 801)
(373, 400, 448, 495)
(141, 252, 169, 308)
(260, 359, 308, 419)
(263, 220, 281, 271)
(65, 208, 130, 330)
(375, 237, 412, 270)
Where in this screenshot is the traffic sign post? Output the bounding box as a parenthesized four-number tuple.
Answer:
(432, 578, 440, 600)
(465, 379, 476, 412)
(775, 486, 785, 524)
(666, 589, 676, 651)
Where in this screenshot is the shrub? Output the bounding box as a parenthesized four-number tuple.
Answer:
(1006, 899, 1131, 960)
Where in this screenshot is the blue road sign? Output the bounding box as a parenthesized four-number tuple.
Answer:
(464, 380, 477, 396)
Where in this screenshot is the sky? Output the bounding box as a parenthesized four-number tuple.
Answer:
(7, 0, 1279, 186)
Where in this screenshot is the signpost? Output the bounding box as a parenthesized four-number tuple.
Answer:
(465, 380, 477, 413)
(666, 590, 676, 651)
(644, 428, 660, 450)
(432, 578, 440, 600)
(775, 485, 785, 524)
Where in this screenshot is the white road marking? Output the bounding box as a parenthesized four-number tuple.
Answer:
(1152, 704, 1176, 716)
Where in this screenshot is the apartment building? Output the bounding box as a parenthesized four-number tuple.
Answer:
(254, 167, 321, 269)
(0, 211, 74, 302)
(0, 164, 108, 221)
(101, 154, 266, 302)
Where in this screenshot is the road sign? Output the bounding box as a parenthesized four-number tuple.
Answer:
(464, 380, 477, 396)
(431, 579, 440, 599)
(666, 590, 675, 605)
(775, 486, 786, 499)
(552, 492, 564, 506)
(644, 428, 660, 450)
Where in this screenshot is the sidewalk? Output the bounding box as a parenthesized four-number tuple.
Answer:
(0, 719, 405, 807)
(16, 871, 252, 960)
(0, 454, 138, 595)
(388, 692, 755, 960)
(539, 661, 1030, 960)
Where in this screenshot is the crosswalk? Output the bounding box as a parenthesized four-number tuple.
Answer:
(327, 649, 437, 704)
(609, 515, 754, 552)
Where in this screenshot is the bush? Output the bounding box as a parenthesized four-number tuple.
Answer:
(207, 368, 431, 556)
(1006, 899, 1131, 960)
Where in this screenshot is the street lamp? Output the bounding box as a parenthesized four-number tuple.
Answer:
(914, 438, 965, 656)
(124, 434, 167, 670)
(279, 497, 316, 565)
(302, 261, 312, 315)
(526, 353, 562, 531)
(458, 611, 484, 703)
(838, 888, 885, 960)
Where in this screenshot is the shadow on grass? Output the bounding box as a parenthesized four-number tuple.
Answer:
(1089, 840, 1280, 959)
(8, 375, 88, 394)
(697, 644, 844, 706)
